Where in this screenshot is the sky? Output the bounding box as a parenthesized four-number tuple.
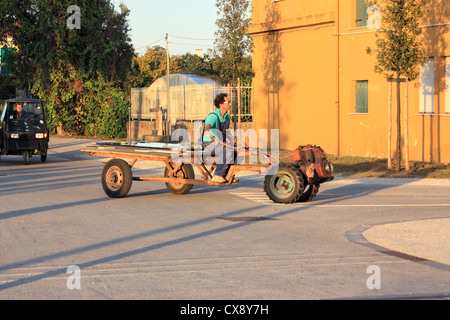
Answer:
(110, 0, 219, 56)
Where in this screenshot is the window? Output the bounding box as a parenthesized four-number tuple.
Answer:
(419, 58, 435, 113)
(356, 80, 369, 113)
(356, 0, 368, 27)
(445, 57, 450, 113)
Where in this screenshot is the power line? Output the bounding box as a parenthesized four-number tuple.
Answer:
(135, 37, 165, 50)
(135, 34, 215, 54)
(169, 42, 213, 48)
(169, 34, 215, 41)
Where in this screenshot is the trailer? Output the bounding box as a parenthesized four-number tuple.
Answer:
(81, 141, 334, 204)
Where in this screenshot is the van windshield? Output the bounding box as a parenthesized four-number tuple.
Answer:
(5, 102, 46, 132)
(7, 102, 44, 121)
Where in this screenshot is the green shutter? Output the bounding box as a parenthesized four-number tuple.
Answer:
(356, 0, 368, 27)
(1, 47, 13, 75)
(0, 47, 4, 73)
(356, 80, 368, 113)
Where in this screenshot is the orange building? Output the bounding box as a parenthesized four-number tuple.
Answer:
(249, 0, 450, 163)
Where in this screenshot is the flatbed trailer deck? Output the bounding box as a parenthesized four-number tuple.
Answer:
(81, 141, 271, 198)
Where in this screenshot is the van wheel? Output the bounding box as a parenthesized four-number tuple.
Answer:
(102, 159, 133, 198)
(41, 150, 47, 163)
(23, 151, 30, 165)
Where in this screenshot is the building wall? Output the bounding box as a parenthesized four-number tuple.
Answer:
(249, 0, 450, 163)
(250, 0, 338, 153)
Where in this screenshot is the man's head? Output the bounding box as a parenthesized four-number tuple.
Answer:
(214, 93, 229, 108)
(16, 104, 23, 113)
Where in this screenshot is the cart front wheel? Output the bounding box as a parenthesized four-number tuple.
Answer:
(102, 159, 132, 198)
(164, 163, 194, 195)
(264, 164, 305, 204)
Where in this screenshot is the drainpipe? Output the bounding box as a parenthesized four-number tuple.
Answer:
(336, 0, 341, 156)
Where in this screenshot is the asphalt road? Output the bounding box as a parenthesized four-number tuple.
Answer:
(0, 137, 449, 301)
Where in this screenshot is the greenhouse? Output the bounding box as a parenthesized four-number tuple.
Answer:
(130, 74, 227, 122)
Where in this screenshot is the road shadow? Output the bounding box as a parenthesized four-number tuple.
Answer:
(0, 172, 424, 291)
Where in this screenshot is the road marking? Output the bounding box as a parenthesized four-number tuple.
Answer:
(230, 192, 450, 207)
(0, 251, 407, 283)
(0, 260, 410, 284)
(230, 192, 275, 205)
(299, 203, 450, 208)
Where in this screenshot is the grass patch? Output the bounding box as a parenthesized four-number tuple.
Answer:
(328, 155, 450, 179)
(279, 150, 450, 179)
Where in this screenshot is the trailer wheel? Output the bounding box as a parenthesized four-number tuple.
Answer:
(264, 164, 305, 204)
(164, 163, 194, 195)
(102, 159, 133, 198)
(298, 184, 320, 202)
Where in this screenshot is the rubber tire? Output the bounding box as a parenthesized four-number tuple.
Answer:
(41, 149, 47, 163)
(264, 164, 305, 204)
(298, 184, 320, 202)
(164, 163, 194, 195)
(23, 151, 30, 165)
(102, 159, 133, 198)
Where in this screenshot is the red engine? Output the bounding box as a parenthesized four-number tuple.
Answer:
(292, 145, 334, 184)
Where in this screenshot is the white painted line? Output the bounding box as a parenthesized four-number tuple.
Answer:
(230, 192, 450, 208)
(295, 203, 450, 208)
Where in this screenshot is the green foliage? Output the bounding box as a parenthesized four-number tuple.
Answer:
(366, 0, 429, 80)
(127, 46, 181, 88)
(177, 53, 215, 77)
(214, 0, 253, 85)
(0, 75, 16, 99)
(0, 0, 133, 138)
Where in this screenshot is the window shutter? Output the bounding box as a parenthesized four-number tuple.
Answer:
(0, 47, 13, 75)
(356, 80, 369, 113)
(445, 57, 450, 113)
(0, 48, 4, 75)
(356, 0, 367, 27)
(419, 58, 435, 113)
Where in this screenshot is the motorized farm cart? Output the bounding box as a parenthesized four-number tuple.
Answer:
(80, 141, 334, 204)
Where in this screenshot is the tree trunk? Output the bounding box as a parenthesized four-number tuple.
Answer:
(405, 77, 409, 171)
(396, 73, 401, 171)
(388, 81, 392, 169)
(232, 73, 237, 130)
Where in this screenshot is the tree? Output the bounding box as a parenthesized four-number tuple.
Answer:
(366, 0, 429, 170)
(214, 0, 252, 84)
(129, 46, 180, 88)
(177, 52, 214, 77)
(0, 75, 16, 99)
(0, 0, 134, 137)
(214, 0, 253, 127)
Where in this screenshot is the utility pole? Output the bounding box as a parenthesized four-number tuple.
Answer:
(166, 33, 170, 138)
